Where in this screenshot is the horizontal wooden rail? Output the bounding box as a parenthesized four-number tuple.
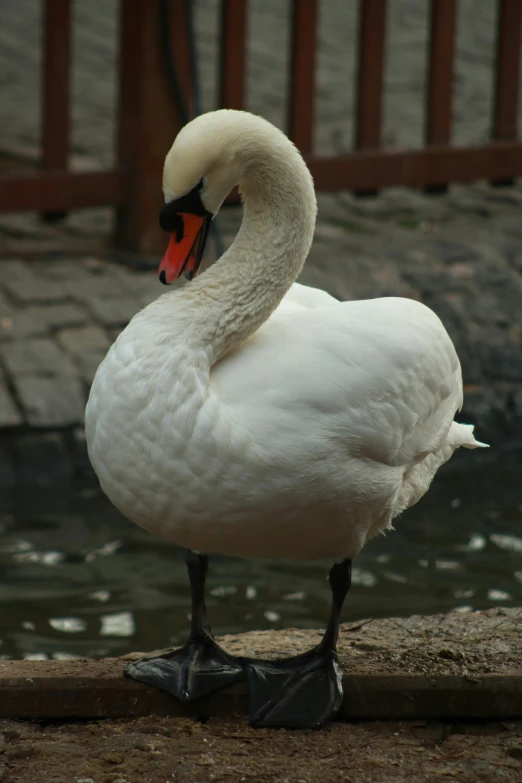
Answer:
(307, 141, 522, 191)
(0, 171, 128, 212)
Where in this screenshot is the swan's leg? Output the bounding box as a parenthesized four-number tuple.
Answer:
(244, 559, 352, 729)
(125, 549, 243, 701)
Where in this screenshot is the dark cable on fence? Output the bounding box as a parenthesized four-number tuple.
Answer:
(158, 0, 190, 126)
(158, 0, 224, 260)
(185, 0, 202, 119)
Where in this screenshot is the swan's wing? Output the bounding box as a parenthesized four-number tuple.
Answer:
(211, 296, 463, 467)
(281, 282, 339, 310)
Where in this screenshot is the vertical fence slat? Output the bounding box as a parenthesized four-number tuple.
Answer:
(355, 0, 387, 150)
(167, 0, 195, 120)
(219, 0, 247, 110)
(41, 0, 71, 218)
(41, 0, 71, 171)
(424, 0, 456, 192)
(425, 0, 456, 146)
(493, 0, 522, 141)
(115, 0, 191, 253)
(288, 0, 318, 154)
(115, 0, 153, 252)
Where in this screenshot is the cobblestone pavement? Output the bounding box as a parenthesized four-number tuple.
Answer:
(0, 181, 520, 453)
(0, 0, 521, 472)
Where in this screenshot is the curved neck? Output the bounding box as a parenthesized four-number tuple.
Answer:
(173, 145, 317, 365)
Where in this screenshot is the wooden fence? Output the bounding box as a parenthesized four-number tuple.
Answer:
(0, 0, 521, 254)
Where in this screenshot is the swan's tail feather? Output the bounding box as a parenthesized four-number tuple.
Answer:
(449, 422, 489, 450)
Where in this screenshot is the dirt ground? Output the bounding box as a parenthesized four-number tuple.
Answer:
(1, 714, 522, 783)
(217, 608, 522, 679)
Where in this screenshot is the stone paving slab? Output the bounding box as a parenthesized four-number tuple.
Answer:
(1, 337, 77, 376)
(0, 258, 163, 434)
(15, 376, 85, 427)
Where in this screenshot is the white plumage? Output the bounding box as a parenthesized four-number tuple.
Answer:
(85, 110, 485, 565)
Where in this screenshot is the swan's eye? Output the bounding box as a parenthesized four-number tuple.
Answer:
(196, 178, 206, 192)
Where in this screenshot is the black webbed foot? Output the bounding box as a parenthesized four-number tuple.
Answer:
(126, 552, 352, 727)
(243, 645, 343, 729)
(125, 636, 244, 702)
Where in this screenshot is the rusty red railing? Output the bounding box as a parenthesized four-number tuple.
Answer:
(0, 0, 521, 254)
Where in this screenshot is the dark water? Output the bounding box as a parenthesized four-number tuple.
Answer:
(0, 453, 521, 661)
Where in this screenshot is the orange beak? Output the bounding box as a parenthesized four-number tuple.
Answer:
(158, 213, 211, 284)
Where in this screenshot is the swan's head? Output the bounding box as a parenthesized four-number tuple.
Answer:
(158, 110, 247, 285)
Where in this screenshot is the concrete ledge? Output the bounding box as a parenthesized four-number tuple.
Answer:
(0, 662, 521, 722)
(1, 609, 521, 722)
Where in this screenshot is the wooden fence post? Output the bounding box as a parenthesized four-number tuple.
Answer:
(115, 0, 192, 255)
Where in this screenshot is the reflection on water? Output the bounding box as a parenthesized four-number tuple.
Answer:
(0, 452, 521, 660)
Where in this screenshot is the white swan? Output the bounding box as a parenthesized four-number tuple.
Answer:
(85, 109, 486, 729)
